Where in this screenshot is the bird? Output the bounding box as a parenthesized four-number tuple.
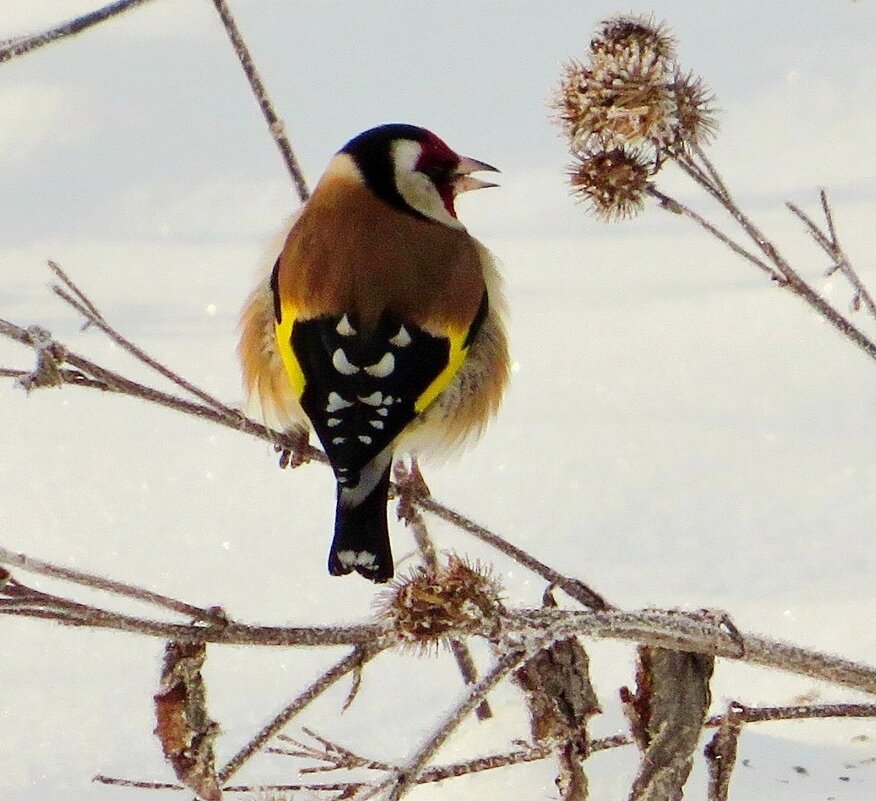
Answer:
(238, 124, 509, 582)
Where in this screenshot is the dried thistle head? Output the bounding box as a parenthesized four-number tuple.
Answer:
(554, 56, 677, 150)
(375, 554, 503, 652)
(552, 14, 719, 199)
(552, 59, 592, 140)
(591, 14, 676, 65)
(568, 147, 652, 220)
(671, 70, 718, 146)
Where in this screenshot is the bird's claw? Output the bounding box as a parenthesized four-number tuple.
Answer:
(275, 427, 311, 469)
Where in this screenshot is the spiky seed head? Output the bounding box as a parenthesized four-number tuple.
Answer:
(552, 15, 718, 177)
(670, 70, 719, 146)
(551, 59, 592, 140)
(553, 31, 678, 150)
(591, 14, 676, 65)
(375, 555, 504, 652)
(568, 147, 652, 220)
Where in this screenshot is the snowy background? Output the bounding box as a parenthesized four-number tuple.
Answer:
(2, 1, 876, 799)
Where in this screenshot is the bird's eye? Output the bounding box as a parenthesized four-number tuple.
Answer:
(419, 161, 453, 184)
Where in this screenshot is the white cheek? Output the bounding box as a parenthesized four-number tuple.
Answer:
(392, 140, 464, 229)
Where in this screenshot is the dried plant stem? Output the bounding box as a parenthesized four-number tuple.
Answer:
(705, 701, 876, 726)
(0, 0, 155, 64)
(0, 546, 218, 622)
(418, 496, 609, 611)
(96, 741, 561, 794)
(395, 460, 492, 720)
(0, 314, 316, 458)
(520, 608, 876, 696)
(49, 262, 236, 418)
(384, 648, 529, 801)
(646, 187, 777, 279)
(95, 699, 876, 795)
(662, 153, 876, 363)
(216, 645, 380, 784)
(208, 0, 309, 201)
(6, 543, 876, 696)
(787, 190, 876, 324)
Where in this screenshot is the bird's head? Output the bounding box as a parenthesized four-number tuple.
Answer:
(337, 124, 499, 229)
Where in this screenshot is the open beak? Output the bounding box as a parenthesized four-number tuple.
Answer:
(452, 155, 501, 193)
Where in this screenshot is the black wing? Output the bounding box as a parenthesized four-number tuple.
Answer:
(290, 310, 451, 487)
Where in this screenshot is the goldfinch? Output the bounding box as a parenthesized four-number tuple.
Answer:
(239, 124, 509, 582)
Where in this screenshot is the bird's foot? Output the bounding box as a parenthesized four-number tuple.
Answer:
(275, 426, 312, 469)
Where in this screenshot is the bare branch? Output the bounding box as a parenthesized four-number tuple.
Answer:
(0, 545, 221, 622)
(646, 186, 780, 280)
(216, 645, 381, 784)
(704, 702, 743, 801)
(385, 647, 529, 801)
(417, 496, 609, 611)
(0, 0, 156, 64)
(94, 700, 876, 795)
(394, 459, 492, 720)
(787, 192, 876, 324)
(208, 0, 309, 201)
(49, 262, 239, 417)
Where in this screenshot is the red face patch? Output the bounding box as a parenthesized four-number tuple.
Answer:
(415, 133, 461, 218)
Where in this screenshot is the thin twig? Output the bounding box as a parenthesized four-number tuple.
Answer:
(216, 645, 381, 784)
(48, 260, 104, 325)
(688, 141, 733, 202)
(0, 0, 155, 64)
(208, 0, 309, 201)
(670, 154, 876, 363)
(704, 701, 876, 726)
(418, 496, 609, 611)
(515, 608, 876, 697)
(787, 191, 876, 324)
(649, 184, 876, 363)
(385, 648, 529, 801)
(94, 699, 876, 795)
(395, 459, 492, 720)
(0, 546, 220, 622)
(646, 186, 780, 280)
(49, 263, 238, 418)
(0, 313, 317, 457)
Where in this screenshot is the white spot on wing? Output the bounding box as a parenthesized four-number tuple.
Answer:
(327, 417, 341, 427)
(358, 435, 373, 444)
(365, 352, 395, 378)
(370, 419, 384, 430)
(376, 408, 389, 417)
(332, 436, 346, 445)
(332, 348, 359, 375)
(358, 391, 383, 406)
(336, 314, 357, 336)
(389, 325, 411, 347)
(327, 392, 353, 412)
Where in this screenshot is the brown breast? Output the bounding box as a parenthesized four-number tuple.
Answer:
(276, 174, 485, 332)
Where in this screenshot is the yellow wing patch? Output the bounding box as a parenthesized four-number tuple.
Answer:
(275, 300, 306, 399)
(414, 327, 469, 414)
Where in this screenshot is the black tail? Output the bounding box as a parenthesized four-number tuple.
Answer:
(328, 464, 394, 582)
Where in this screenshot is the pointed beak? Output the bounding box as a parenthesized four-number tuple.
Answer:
(452, 155, 501, 193)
